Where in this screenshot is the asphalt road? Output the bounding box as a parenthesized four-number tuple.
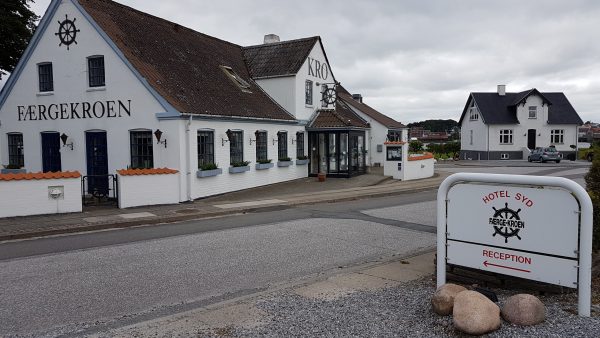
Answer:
(0, 162, 590, 337)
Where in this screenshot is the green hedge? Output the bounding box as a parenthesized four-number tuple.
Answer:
(584, 147, 600, 251)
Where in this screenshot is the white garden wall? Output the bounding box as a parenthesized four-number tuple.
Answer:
(0, 173, 82, 217)
(404, 157, 435, 181)
(117, 170, 180, 208)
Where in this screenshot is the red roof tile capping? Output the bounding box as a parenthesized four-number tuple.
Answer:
(0, 171, 81, 181)
(117, 168, 179, 176)
(408, 152, 434, 161)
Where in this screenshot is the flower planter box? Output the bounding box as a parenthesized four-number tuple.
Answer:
(277, 161, 293, 167)
(196, 168, 222, 178)
(255, 162, 274, 170)
(1, 168, 26, 174)
(295, 159, 309, 165)
(229, 166, 250, 174)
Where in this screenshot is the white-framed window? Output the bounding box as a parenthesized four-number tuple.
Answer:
(499, 129, 513, 144)
(551, 129, 564, 144)
(528, 106, 537, 119)
(469, 102, 478, 120)
(305, 80, 313, 105)
(469, 130, 473, 145)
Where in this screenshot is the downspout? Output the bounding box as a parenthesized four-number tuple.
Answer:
(185, 115, 192, 201)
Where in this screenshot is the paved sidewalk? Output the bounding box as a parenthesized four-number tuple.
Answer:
(0, 172, 448, 241)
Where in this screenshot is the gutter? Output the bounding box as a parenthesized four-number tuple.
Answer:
(159, 112, 301, 125)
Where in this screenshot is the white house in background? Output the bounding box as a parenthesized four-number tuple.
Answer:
(336, 86, 407, 167)
(459, 85, 583, 160)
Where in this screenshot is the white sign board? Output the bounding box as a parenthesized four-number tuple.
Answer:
(436, 173, 593, 317)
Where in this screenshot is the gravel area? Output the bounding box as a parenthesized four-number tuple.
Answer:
(202, 278, 600, 337)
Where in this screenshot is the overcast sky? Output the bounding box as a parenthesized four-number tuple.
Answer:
(12, 0, 600, 123)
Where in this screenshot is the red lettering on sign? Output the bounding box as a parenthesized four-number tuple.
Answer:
(481, 249, 532, 265)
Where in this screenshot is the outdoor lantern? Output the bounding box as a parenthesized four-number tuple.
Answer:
(222, 129, 233, 146)
(60, 133, 73, 150)
(154, 129, 167, 148)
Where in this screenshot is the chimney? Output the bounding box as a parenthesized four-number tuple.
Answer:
(263, 34, 280, 44)
(352, 94, 363, 103)
(497, 84, 506, 96)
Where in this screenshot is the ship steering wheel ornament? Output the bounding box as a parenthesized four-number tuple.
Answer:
(322, 87, 337, 105)
(55, 14, 80, 50)
(491, 203, 522, 243)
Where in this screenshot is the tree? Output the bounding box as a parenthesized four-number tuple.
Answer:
(409, 140, 423, 153)
(0, 0, 39, 80)
(584, 147, 600, 251)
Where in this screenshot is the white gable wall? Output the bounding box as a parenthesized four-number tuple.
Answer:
(460, 98, 488, 152)
(0, 0, 178, 175)
(253, 76, 296, 116)
(295, 43, 334, 121)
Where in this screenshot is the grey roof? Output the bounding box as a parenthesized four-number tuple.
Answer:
(243, 37, 319, 78)
(459, 89, 583, 125)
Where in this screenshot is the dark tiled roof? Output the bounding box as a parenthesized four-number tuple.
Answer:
(308, 100, 370, 129)
(243, 37, 319, 78)
(78, 0, 294, 121)
(337, 85, 405, 129)
(459, 89, 583, 125)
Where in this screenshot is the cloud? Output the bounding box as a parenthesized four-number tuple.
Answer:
(12, 0, 600, 123)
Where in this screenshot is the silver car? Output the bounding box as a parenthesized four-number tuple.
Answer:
(528, 147, 561, 163)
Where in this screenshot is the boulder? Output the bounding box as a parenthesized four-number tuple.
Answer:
(431, 283, 467, 315)
(501, 294, 545, 326)
(453, 290, 501, 335)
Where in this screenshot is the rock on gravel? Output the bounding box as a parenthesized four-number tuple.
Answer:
(453, 290, 501, 335)
(431, 283, 467, 316)
(502, 294, 546, 326)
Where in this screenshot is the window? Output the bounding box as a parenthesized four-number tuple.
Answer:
(528, 106, 537, 119)
(296, 132, 305, 158)
(88, 56, 105, 87)
(38, 63, 53, 92)
(278, 131, 288, 160)
(387, 130, 402, 142)
(130, 130, 153, 169)
(469, 130, 473, 145)
(256, 131, 268, 162)
(7, 133, 24, 167)
(469, 102, 478, 120)
(229, 130, 244, 164)
(305, 80, 313, 105)
(551, 129, 564, 144)
(220, 66, 252, 93)
(386, 146, 402, 161)
(499, 129, 513, 144)
(197, 130, 214, 167)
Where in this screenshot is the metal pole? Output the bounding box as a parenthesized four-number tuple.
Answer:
(436, 172, 592, 317)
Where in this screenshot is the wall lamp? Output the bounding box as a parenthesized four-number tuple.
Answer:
(154, 129, 167, 148)
(222, 129, 233, 146)
(60, 133, 74, 150)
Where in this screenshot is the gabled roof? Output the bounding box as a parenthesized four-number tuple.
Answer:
(308, 100, 370, 129)
(336, 85, 405, 129)
(458, 89, 583, 125)
(78, 0, 294, 121)
(243, 37, 320, 78)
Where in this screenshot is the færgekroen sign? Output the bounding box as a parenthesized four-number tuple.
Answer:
(436, 173, 593, 317)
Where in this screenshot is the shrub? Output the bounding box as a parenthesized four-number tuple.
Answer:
(297, 155, 308, 160)
(257, 159, 272, 164)
(278, 157, 291, 162)
(3, 164, 22, 169)
(584, 147, 600, 251)
(231, 161, 250, 167)
(199, 162, 218, 170)
(409, 140, 423, 153)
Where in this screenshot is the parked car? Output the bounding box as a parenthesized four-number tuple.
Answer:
(528, 147, 561, 163)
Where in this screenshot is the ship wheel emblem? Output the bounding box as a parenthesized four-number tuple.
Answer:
(55, 14, 80, 50)
(322, 87, 337, 105)
(491, 203, 523, 243)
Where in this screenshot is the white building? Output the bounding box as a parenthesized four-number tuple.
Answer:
(0, 0, 405, 206)
(459, 85, 583, 160)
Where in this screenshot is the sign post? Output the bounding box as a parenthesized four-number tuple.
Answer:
(436, 173, 593, 317)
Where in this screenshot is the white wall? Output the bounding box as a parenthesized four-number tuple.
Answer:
(404, 157, 435, 180)
(460, 97, 488, 152)
(253, 76, 296, 115)
(118, 172, 180, 208)
(294, 43, 335, 121)
(188, 119, 308, 199)
(0, 0, 177, 175)
(0, 177, 81, 217)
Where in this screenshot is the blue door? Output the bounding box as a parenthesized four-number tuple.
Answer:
(41, 132, 61, 172)
(86, 131, 109, 196)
